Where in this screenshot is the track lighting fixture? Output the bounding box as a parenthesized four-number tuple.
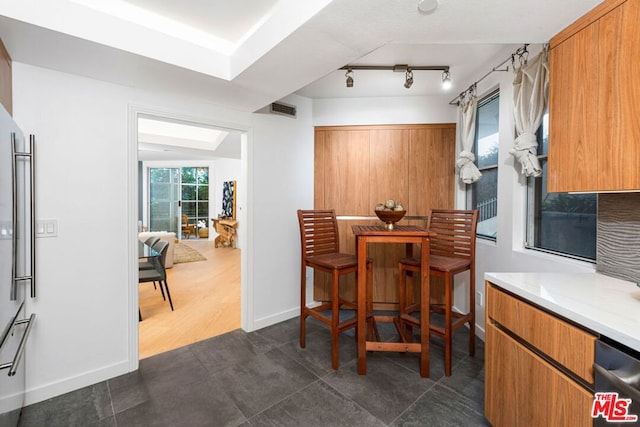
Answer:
(345, 68, 354, 88)
(404, 68, 414, 89)
(441, 69, 452, 90)
(339, 64, 450, 91)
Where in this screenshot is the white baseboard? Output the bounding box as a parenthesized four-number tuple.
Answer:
(24, 360, 130, 406)
(250, 307, 299, 332)
(475, 323, 485, 342)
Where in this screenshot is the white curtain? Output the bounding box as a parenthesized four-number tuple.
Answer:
(510, 48, 549, 177)
(456, 92, 482, 184)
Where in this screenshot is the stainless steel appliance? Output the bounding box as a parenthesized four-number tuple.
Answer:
(593, 338, 640, 426)
(0, 106, 36, 427)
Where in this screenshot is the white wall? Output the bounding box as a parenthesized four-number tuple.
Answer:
(310, 45, 595, 341)
(313, 95, 457, 126)
(12, 62, 313, 405)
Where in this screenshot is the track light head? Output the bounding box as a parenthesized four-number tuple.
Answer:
(441, 69, 452, 90)
(404, 68, 414, 89)
(345, 68, 354, 88)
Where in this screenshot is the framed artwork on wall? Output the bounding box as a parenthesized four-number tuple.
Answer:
(222, 180, 236, 219)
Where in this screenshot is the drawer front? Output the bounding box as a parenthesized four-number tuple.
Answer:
(485, 323, 594, 427)
(487, 283, 596, 384)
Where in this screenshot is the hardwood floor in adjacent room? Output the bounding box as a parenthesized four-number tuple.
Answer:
(138, 239, 241, 359)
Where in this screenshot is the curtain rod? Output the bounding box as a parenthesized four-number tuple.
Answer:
(448, 44, 529, 105)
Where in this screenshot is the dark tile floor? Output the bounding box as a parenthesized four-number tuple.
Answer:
(18, 314, 488, 426)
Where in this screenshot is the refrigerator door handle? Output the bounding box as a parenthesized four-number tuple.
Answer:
(0, 313, 36, 376)
(11, 134, 36, 300)
(29, 135, 36, 298)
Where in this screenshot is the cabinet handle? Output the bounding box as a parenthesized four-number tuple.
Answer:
(593, 363, 640, 402)
(0, 313, 36, 376)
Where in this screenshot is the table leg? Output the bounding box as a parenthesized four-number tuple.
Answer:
(357, 236, 367, 375)
(419, 236, 430, 378)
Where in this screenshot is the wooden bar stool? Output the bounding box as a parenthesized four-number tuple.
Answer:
(398, 209, 478, 376)
(297, 209, 374, 370)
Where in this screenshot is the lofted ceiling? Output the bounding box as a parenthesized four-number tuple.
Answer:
(0, 0, 602, 160)
(0, 0, 602, 110)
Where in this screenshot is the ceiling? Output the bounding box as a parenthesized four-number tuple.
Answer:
(0, 0, 602, 160)
(137, 117, 242, 162)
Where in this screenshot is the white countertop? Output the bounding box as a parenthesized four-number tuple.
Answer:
(485, 272, 640, 353)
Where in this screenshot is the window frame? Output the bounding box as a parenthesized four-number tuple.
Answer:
(524, 114, 596, 262)
(467, 89, 500, 241)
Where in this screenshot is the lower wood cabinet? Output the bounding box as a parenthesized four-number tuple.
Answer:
(485, 282, 595, 426)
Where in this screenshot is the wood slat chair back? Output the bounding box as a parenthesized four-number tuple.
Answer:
(297, 209, 373, 370)
(398, 208, 479, 377)
(427, 209, 478, 260)
(299, 210, 340, 259)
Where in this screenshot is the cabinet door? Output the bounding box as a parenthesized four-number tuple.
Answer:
(409, 127, 455, 214)
(320, 129, 371, 214)
(487, 284, 595, 383)
(485, 323, 593, 427)
(548, 22, 599, 192)
(549, 0, 640, 192)
(596, 0, 640, 190)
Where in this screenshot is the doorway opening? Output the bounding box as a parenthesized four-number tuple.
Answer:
(132, 110, 247, 360)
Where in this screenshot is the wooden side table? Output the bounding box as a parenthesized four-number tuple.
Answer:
(212, 218, 238, 248)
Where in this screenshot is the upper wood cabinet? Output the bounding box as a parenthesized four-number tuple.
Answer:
(0, 39, 12, 116)
(548, 0, 640, 192)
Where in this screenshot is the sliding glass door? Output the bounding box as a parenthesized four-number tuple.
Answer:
(148, 166, 209, 236)
(148, 168, 180, 233)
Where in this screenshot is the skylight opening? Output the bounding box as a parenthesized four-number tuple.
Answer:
(70, 0, 237, 54)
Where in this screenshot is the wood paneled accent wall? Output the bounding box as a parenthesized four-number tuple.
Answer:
(313, 124, 456, 307)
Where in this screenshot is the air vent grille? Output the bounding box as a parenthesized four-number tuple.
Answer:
(270, 102, 297, 118)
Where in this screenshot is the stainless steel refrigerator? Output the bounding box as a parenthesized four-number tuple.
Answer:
(0, 105, 36, 427)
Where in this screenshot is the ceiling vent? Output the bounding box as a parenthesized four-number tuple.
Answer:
(269, 101, 297, 118)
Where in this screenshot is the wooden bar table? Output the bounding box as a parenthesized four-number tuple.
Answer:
(352, 224, 433, 377)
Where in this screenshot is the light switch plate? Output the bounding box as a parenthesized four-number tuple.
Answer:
(476, 291, 483, 307)
(36, 219, 58, 238)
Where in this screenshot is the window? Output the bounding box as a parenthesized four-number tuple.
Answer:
(148, 166, 209, 234)
(526, 113, 597, 260)
(181, 167, 209, 229)
(468, 90, 499, 239)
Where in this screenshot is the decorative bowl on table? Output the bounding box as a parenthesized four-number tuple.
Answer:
(375, 209, 406, 230)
